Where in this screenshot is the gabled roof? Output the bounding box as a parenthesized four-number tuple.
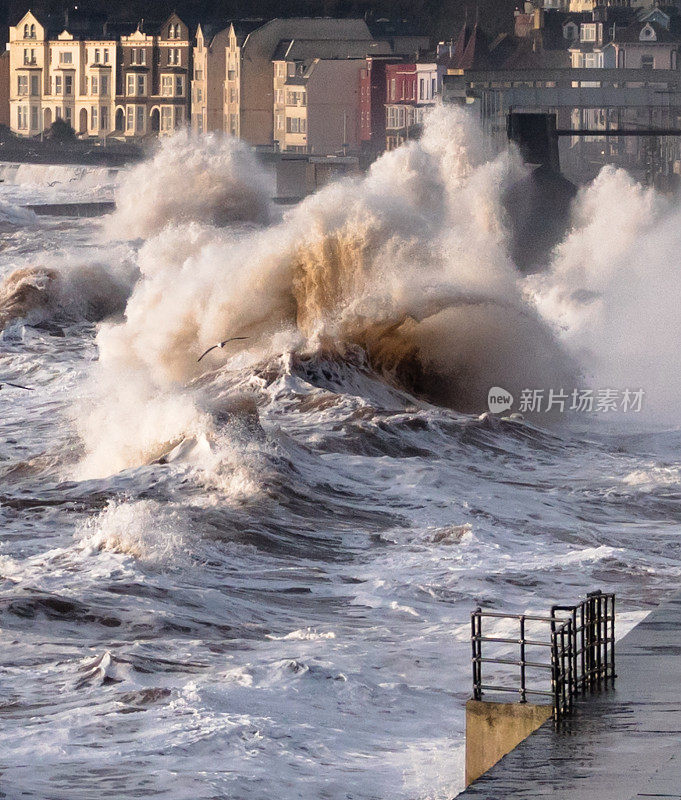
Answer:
(457, 21, 491, 69)
(272, 37, 392, 61)
(612, 20, 677, 44)
(242, 18, 373, 59)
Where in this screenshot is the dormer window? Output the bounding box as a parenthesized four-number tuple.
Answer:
(581, 23, 597, 42)
(640, 24, 656, 41)
(23, 23, 36, 39)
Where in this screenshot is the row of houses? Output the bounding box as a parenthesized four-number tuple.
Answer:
(514, 1, 681, 68)
(6, 10, 441, 155)
(6, 2, 681, 156)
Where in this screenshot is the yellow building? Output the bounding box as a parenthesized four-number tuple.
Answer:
(226, 18, 376, 147)
(9, 11, 117, 137)
(191, 23, 231, 134)
(8, 10, 191, 139)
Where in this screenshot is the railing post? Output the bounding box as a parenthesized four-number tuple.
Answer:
(551, 627, 560, 721)
(610, 594, 616, 683)
(580, 600, 586, 694)
(519, 615, 527, 703)
(472, 608, 482, 701)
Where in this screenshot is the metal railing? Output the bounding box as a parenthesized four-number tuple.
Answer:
(471, 590, 615, 721)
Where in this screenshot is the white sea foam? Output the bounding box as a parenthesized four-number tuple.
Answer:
(77, 499, 188, 567)
(108, 132, 273, 239)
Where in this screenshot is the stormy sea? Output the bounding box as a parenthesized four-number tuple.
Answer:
(1, 106, 680, 799)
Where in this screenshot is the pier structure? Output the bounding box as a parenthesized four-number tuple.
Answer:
(457, 591, 681, 799)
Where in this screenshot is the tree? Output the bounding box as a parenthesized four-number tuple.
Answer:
(48, 118, 76, 141)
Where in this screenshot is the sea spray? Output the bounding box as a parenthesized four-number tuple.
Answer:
(533, 166, 680, 420)
(79, 107, 577, 476)
(108, 131, 274, 239)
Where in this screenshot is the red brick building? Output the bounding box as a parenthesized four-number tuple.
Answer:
(359, 56, 401, 158)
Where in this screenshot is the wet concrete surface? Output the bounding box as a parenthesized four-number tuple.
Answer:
(456, 592, 681, 799)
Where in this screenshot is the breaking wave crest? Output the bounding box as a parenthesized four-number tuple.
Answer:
(79, 107, 579, 476)
(0, 256, 137, 330)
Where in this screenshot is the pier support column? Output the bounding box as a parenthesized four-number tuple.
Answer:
(465, 699, 552, 786)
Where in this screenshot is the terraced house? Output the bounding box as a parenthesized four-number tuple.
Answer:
(117, 13, 191, 137)
(8, 10, 117, 137)
(8, 10, 191, 139)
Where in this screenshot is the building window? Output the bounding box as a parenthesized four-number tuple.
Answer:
(17, 105, 28, 129)
(126, 74, 145, 96)
(285, 116, 306, 133)
(227, 68, 236, 80)
(24, 23, 36, 39)
(390, 78, 396, 101)
(64, 106, 72, 125)
(195, 67, 203, 80)
(641, 55, 655, 69)
(23, 48, 35, 65)
(91, 76, 98, 94)
(30, 105, 38, 129)
(196, 87, 203, 102)
(161, 75, 173, 96)
(64, 74, 73, 95)
(30, 74, 39, 96)
(581, 24, 596, 42)
(161, 106, 172, 131)
(94, 49, 100, 64)
(168, 48, 180, 65)
(91, 105, 98, 129)
(175, 75, 184, 96)
(60, 51, 73, 64)
(286, 90, 306, 106)
(126, 106, 134, 130)
(275, 113, 284, 130)
(101, 75, 109, 95)
(131, 48, 146, 66)
(136, 105, 144, 133)
(54, 75, 63, 95)
(103, 49, 109, 64)
(17, 75, 28, 96)
(101, 106, 109, 130)
(229, 113, 237, 135)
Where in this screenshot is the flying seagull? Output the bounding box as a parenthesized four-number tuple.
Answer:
(197, 337, 250, 363)
(0, 382, 33, 391)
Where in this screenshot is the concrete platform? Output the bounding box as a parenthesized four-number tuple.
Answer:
(456, 592, 681, 799)
(24, 201, 115, 217)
